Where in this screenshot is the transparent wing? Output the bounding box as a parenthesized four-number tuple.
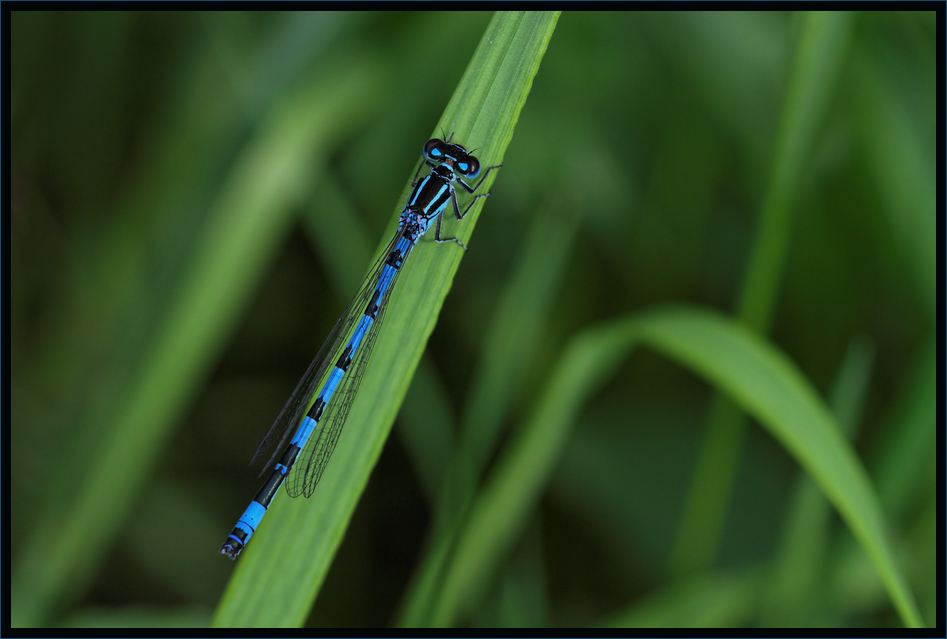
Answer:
(250, 229, 405, 476)
(286, 238, 415, 498)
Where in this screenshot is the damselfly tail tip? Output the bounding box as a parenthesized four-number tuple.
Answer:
(219, 540, 242, 561)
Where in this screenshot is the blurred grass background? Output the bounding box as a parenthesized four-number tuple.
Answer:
(10, 10, 935, 628)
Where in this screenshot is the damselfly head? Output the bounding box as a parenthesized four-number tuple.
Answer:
(423, 138, 481, 179)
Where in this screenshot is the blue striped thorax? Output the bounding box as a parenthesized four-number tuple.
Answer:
(400, 137, 485, 242)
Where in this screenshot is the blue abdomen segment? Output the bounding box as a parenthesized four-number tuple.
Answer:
(220, 500, 269, 559)
(220, 446, 296, 559)
(235, 501, 266, 538)
(291, 415, 318, 448)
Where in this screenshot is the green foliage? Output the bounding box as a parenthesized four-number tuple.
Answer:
(11, 10, 933, 628)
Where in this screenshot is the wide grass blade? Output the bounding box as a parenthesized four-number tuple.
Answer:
(431, 306, 922, 627)
(212, 11, 560, 628)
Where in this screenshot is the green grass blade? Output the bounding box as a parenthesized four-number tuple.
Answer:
(737, 10, 854, 332)
(212, 11, 560, 628)
(398, 200, 576, 627)
(639, 309, 921, 628)
(604, 571, 762, 628)
(870, 333, 936, 520)
(397, 356, 458, 504)
(760, 335, 874, 626)
(822, 334, 935, 626)
(432, 305, 922, 627)
(670, 10, 854, 576)
(430, 320, 636, 626)
(851, 43, 935, 319)
(461, 204, 579, 471)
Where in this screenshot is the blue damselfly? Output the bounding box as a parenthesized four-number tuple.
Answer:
(220, 136, 500, 559)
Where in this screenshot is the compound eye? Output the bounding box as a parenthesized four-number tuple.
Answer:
(460, 156, 480, 179)
(423, 139, 443, 160)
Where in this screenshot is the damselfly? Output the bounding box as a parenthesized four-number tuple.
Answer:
(220, 136, 500, 559)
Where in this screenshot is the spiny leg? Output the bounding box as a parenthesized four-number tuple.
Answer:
(456, 163, 503, 195)
(434, 210, 468, 251)
(452, 188, 491, 221)
(434, 186, 489, 249)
